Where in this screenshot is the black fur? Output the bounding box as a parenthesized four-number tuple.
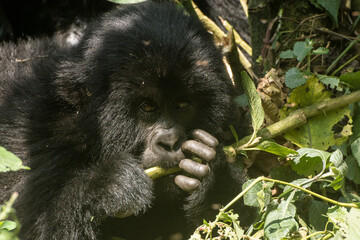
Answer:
(0, 2, 248, 239)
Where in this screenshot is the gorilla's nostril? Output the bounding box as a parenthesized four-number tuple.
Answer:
(157, 142, 172, 152)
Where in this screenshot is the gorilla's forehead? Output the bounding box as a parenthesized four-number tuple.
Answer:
(84, 2, 231, 103)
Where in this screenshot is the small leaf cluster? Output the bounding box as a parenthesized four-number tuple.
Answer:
(192, 146, 360, 240)
(279, 39, 329, 89)
(239, 147, 359, 240)
(0, 147, 29, 239)
(190, 211, 244, 240)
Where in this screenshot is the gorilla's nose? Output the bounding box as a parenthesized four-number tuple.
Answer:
(153, 127, 186, 161)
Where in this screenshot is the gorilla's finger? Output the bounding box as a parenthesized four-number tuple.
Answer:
(179, 159, 210, 179)
(174, 175, 201, 193)
(182, 140, 216, 161)
(192, 129, 219, 148)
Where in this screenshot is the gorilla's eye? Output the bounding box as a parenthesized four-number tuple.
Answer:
(140, 101, 157, 113)
(176, 101, 189, 110)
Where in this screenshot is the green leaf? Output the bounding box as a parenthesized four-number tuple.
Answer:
(327, 206, 347, 225)
(233, 220, 244, 239)
(350, 108, 360, 143)
(293, 40, 313, 62)
(217, 211, 238, 224)
(243, 179, 272, 209)
(218, 211, 244, 237)
(0, 146, 30, 172)
(280, 76, 352, 150)
(319, 75, 343, 91)
(107, 0, 147, 4)
(346, 208, 360, 239)
(0, 230, 17, 240)
(240, 71, 264, 135)
(327, 205, 348, 237)
(284, 67, 307, 89)
(257, 182, 274, 211)
(290, 148, 330, 176)
(345, 156, 360, 184)
(330, 149, 343, 167)
(0, 221, 17, 231)
(243, 179, 262, 207)
(229, 125, 239, 144)
(297, 148, 331, 161)
(314, 0, 340, 27)
(327, 205, 348, 225)
(252, 140, 297, 157)
(328, 149, 347, 189)
(309, 199, 328, 231)
(351, 138, 360, 165)
(279, 49, 296, 59)
(329, 173, 345, 190)
(339, 71, 360, 90)
(264, 201, 298, 240)
(313, 47, 329, 55)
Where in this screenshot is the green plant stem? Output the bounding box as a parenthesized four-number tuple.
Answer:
(221, 176, 359, 213)
(0, 192, 18, 220)
(322, 233, 335, 240)
(351, 15, 360, 33)
(305, 231, 333, 239)
(326, 35, 360, 74)
(331, 53, 360, 76)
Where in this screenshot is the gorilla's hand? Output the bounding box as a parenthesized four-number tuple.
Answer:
(174, 129, 219, 193)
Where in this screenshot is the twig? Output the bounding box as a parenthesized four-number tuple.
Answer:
(232, 90, 360, 150)
(221, 176, 359, 212)
(0, 192, 18, 220)
(221, 18, 252, 56)
(189, 1, 226, 43)
(183, 1, 254, 78)
(145, 166, 181, 179)
(279, 17, 357, 43)
(331, 54, 360, 76)
(276, 14, 327, 53)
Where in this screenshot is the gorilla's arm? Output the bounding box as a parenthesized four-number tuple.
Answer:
(27, 155, 153, 240)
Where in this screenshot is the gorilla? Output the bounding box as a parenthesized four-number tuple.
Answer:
(0, 1, 248, 239)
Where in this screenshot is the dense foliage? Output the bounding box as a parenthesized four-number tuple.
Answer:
(1, 0, 360, 239)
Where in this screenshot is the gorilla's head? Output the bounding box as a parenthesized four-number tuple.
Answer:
(55, 2, 234, 172)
